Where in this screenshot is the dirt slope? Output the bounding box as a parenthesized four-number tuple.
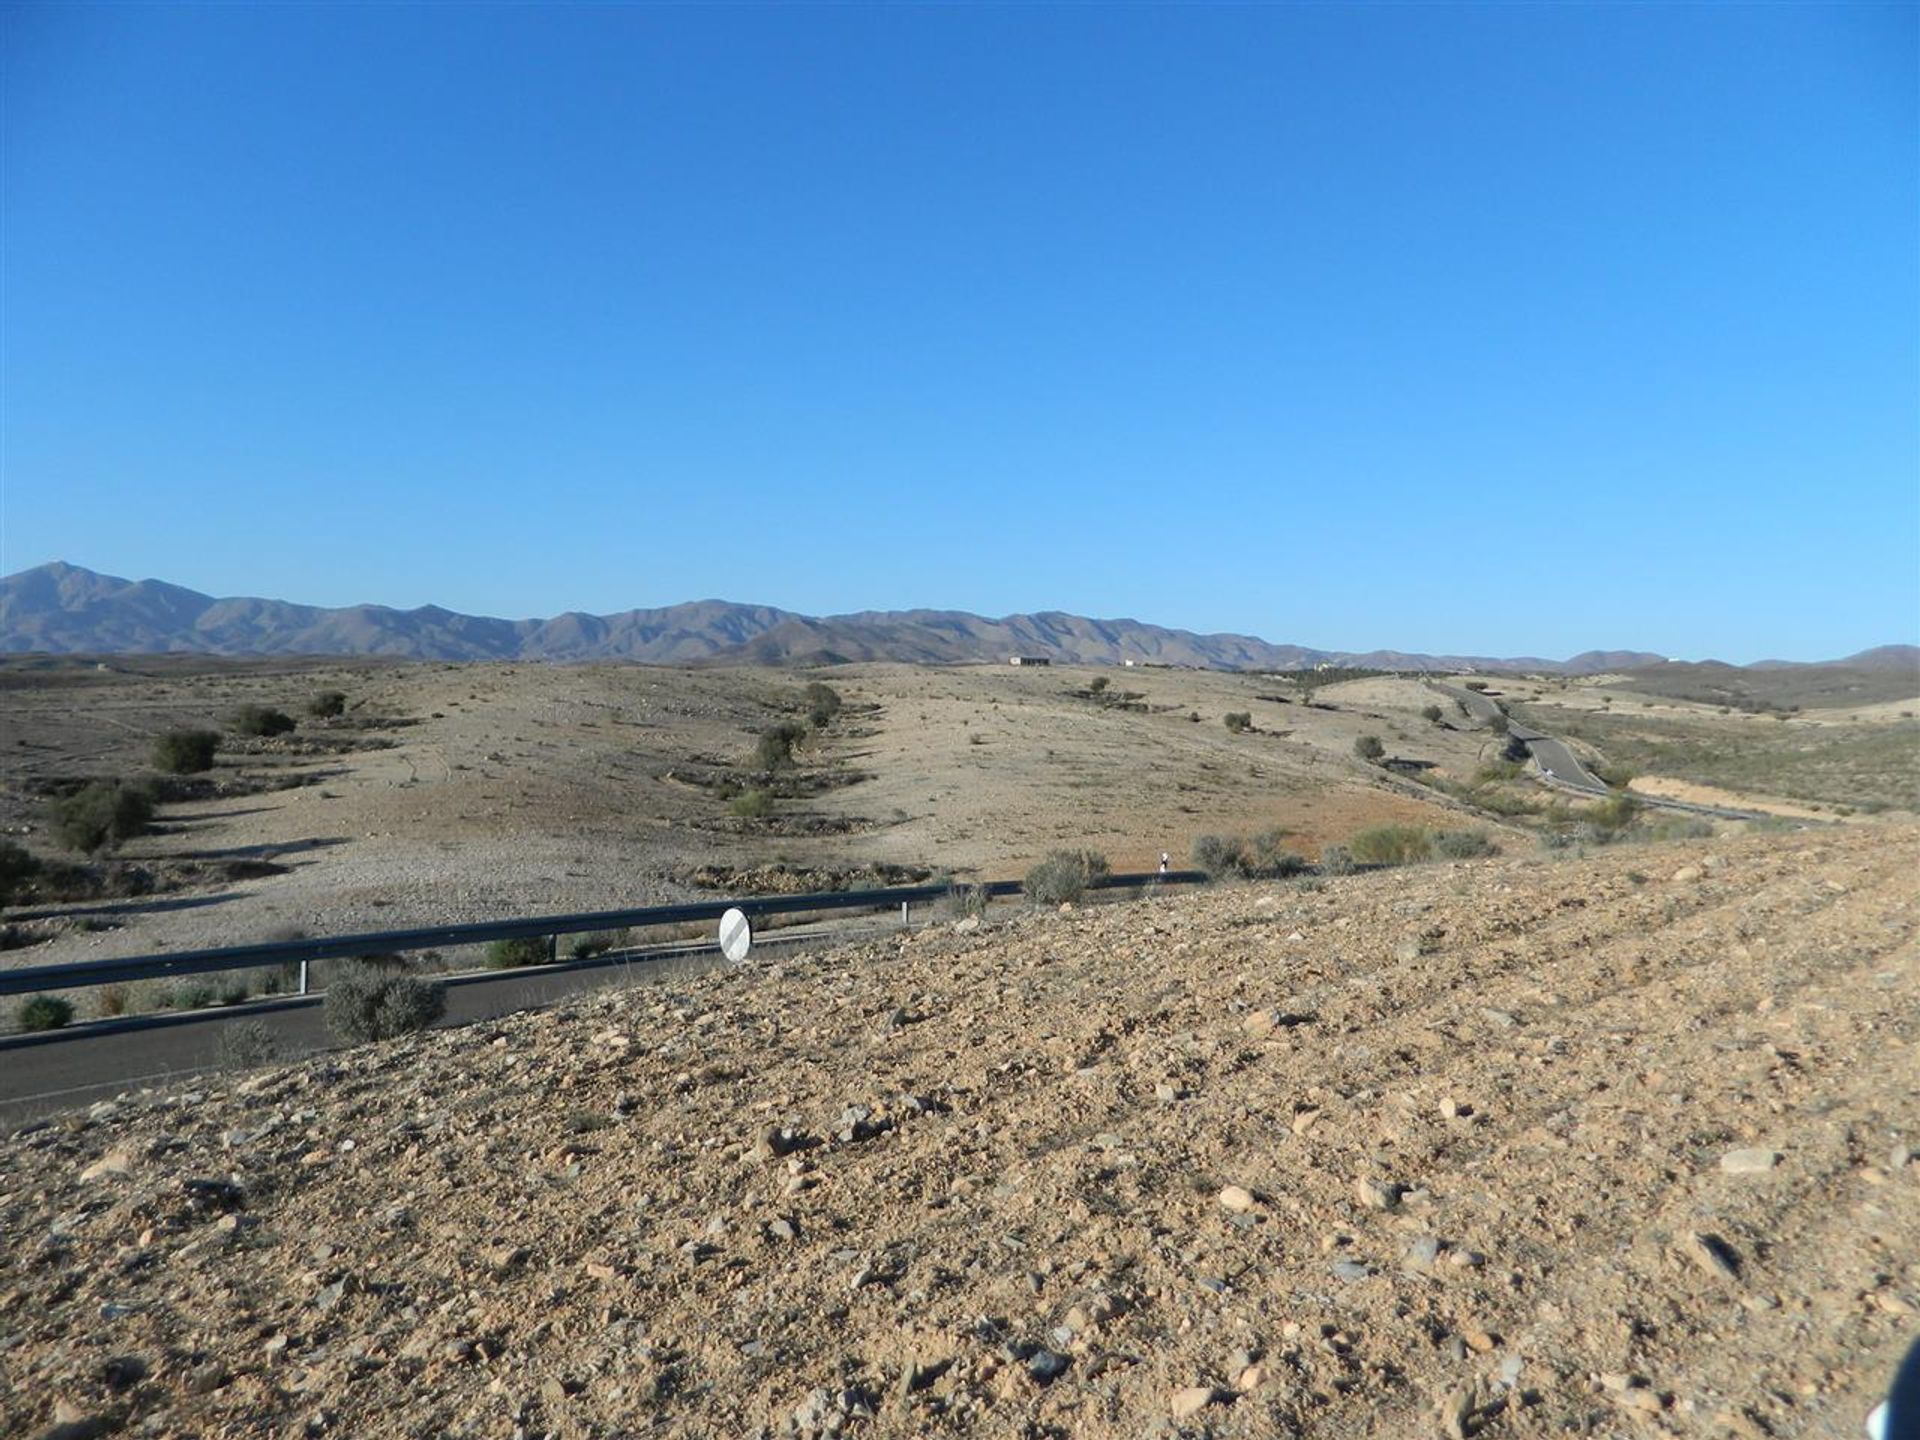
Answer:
(3, 828, 1916, 1440)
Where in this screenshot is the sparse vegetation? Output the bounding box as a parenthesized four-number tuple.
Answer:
(754, 721, 808, 771)
(229, 704, 296, 738)
(1193, 828, 1308, 880)
(49, 781, 155, 854)
(1421, 704, 1443, 723)
(1433, 828, 1498, 859)
(324, 963, 446, 1043)
(1353, 735, 1385, 762)
(1347, 824, 1433, 866)
(803, 682, 843, 729)
(1023, 849, 1110, 905)
(1087, 676, 1109, 695)
(1223, 712, 1252, 734)
(308, 690, 348, 718)
(484, 935, 552, 969)
(152, 728, 220, 774)
(567, 929, 629, 959)
(942, 880, 992, 919)
(16, 995, 75, 1032)
(0, 841, 40, 908)
(1318, 844, 1357, 875)
(729, 788, 775, 819)
(216, 1020, 282, 1070)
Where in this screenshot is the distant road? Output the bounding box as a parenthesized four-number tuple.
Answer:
(1425, 681, 1773, 821)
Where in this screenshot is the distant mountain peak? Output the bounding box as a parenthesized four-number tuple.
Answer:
(0, 560, 1882, 673)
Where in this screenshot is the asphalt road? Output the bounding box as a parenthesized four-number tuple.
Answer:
(0, 933, 826, 1130)
(1426, 681, 1776, 821)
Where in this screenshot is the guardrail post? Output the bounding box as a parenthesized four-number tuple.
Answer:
(299, 960, 309, 996)
(900, 900, 910, 926)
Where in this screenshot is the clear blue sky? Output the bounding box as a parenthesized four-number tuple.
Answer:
(3, 2, 1914, 662)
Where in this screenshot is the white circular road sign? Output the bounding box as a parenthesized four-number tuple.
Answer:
(719, 907, 753, 963)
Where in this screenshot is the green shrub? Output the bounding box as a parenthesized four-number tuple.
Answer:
(324, 963, 445, 1043)
(216, 1020, 282, 1070)
(153, 728, 220, 774)
(729, 788, 775, 818)
(1421, 705, 1443, 723)
(1592, 760, 1636, 789)
(0, 841, 40, 908)
(1192, 834, 1249, 879)
(1023, 849, 1110, 905)
(568, 929, 628, 959)
(16, 995, 74, 1032)
(803, 682, 843, 728)
(1353, 735, 1385, 762)
(1223, 712, 1252, 734)
(49, 781, 155, 854)
(1589, 793, 1641, 833)
(229, 705, 296, 738)
(942, 881, 992, 918)
(754, 722, 808, 770)
(1087, 676, 1109, 695)
(1348, 824, 1433, 866)
(1247, 828, 1310, 876)
(1464, 680, 1489, 692)
(1433, 829, 1498, 859)
(307, 690, 348, 718)
(1319, 845, 1357, 876)
(484, 935, 551, 969)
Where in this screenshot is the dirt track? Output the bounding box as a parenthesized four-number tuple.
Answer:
(2, 825, 1915, 1439)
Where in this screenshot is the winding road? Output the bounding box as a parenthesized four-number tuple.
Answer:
(1425, 681, 1776, 822)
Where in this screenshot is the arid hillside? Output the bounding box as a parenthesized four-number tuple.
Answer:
(3, 825, 1914, 1439)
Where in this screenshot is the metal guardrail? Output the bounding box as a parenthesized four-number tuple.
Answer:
(0, 870, 1206, 997)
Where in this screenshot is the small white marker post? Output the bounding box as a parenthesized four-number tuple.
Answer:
(719, 907, 753, 964)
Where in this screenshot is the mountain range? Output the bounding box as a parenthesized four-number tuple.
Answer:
(2, 562, 1911, 675)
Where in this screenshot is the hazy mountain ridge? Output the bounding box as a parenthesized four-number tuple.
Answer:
(0, 562, 1898, 673)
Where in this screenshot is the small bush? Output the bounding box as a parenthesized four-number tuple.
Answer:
(0, 840, 40, 908)
(1487, 714, 1510, 736)
(1087, 676, 1109, 695)
(1319, 845, 1358, 876)
(1348, 824, 1433, 866)
(754, 722, 808, 770)
(1192, 834, 1250, 879)
(49, 781, 155, 854)
(568, 929, 628, 959)
(1023, 849, 1110, 905)
(1592, 760, 1636, 789)
(1247, 827, 1309, 877)
(153, 729, 220, 774)
(308, 690, 348, 718)
(729, 788, 775, 819)
(804, 682, 843, 729)
(1223, 712, 1252, 734)
(17, 995, 74, 1032)
(942, 881, 992, 918)
(1353, 735, 1385, 762)
(1588, 793, 1641, 832)
(484, 935, 551, 969)
(1464, 680, 1489, 692)
(216, 1020, 282, 1070)
(1433, 829, 1498, 859)
(94, 984, 132, 1019)
(1421, 705, 1443, 723)
(325, 963, 445, 1043)
(229, 705, 296, 738)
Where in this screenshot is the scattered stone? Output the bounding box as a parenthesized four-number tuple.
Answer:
(1440, 1386, 1474, 1440)
(78, 1148, 136, 1183)
(1719, 1148, 1780, 1175)
(1355, 1176, 1400, 1210)
(953, 916, 981, 935)
(1671, 866, 1702, 884)
(1235, 1364, 1267, 1391)
(1330, 1259, 1373, 1282)
(754, 1126, 806, 1161)
(1218, 1184, 1258, 1214)
(1027, 1349, 1070, 1383)
(1678, 1231, 1742, 1283)
(1170, 1385, 1229, 1419)
(1404, 1235, 1442, 1269)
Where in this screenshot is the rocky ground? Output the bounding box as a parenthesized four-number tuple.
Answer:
(2, 826, 1916, 1440)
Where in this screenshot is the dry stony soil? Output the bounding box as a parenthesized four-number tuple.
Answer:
(3, 658, 1513, 975)
(3, 825, 1916, 1440)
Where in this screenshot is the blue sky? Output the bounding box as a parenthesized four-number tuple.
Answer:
(3, 3, 1914, 662)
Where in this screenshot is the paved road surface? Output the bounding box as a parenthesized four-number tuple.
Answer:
(1426, 681, 1775, 821)
(0, 933, 831, 1129)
